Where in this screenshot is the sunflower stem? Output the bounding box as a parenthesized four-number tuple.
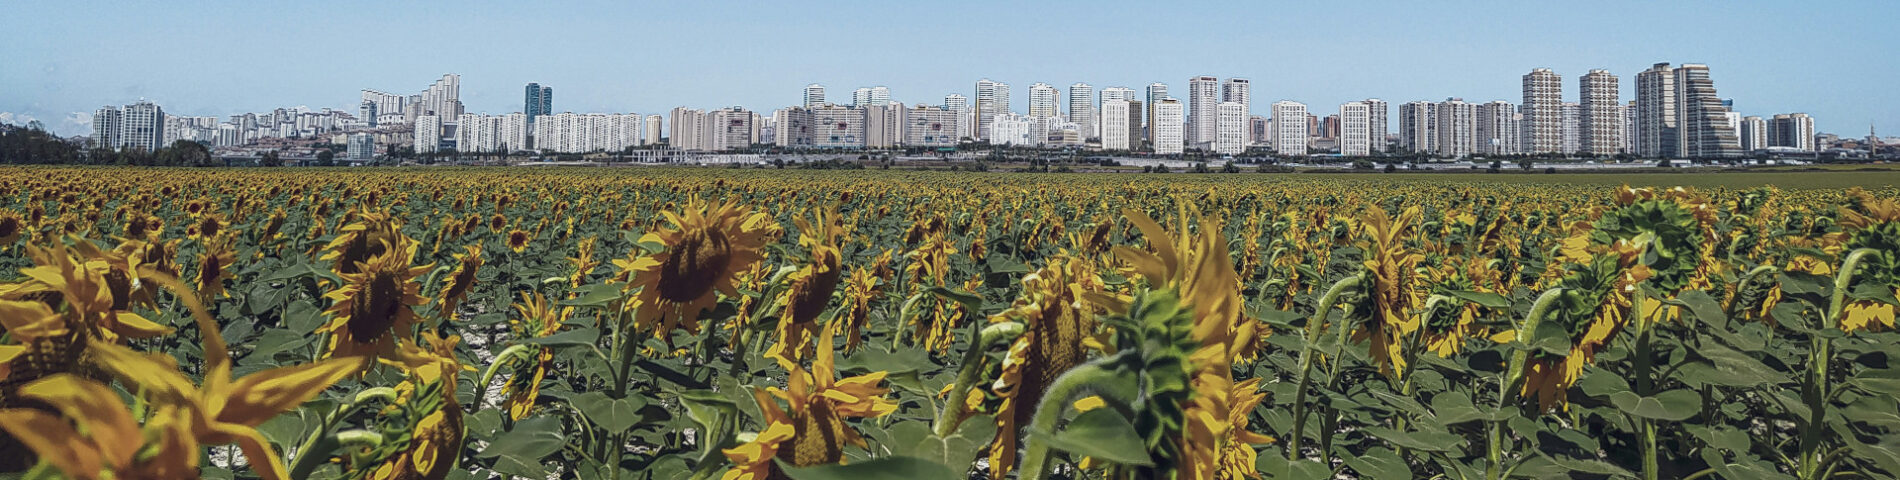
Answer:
(1799, 248, 1873, 480)
(1288, 275, 1361, 461)
(288, 387, 399, 479)
(934, 321, 1025, 437)
(1020, 357, 1135, 480)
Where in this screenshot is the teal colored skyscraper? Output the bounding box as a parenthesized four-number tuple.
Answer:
(525, 83, 553, 123)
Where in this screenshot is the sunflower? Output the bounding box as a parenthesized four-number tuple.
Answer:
(435, 245, 482, 321)
(316, 237, 434, 363)
(189, 213, 226, 242)
(366, 331, 472, 480)
(0, 209, 24, 248)
(195, 234, 237, 301)
(1835, 188, 1900, 332)
(828, 267, 880, 354)
(565, 236, 598, 290)
(766, 208, 845, 365)
(1519, 234, 1651, 411)
(504, 292, 569, 420)
(1352, 205, 1425, 375)
(321, 208, 403, 275)
(619, 199, 776, 340)
(720, 333, 896, 480)
(983, 255, 1101, 477)
(505, 229, 531, 253)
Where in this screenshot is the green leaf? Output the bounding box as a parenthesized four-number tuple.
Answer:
(518, 327, 600, 348)
(886, 415, 995, 475)
(1344, 448, 1413, 479)
(778, 456, 961, 480)
(561, 283, 623, 307)
(1448, 290, 1512, 309)
(1674, 290, 1727, 326)
(1779, 271, 1831, 296)
(1361, 427, 1462, 452)
(244, 329, 312, 360)
(1684, 341, 1787, 387)
(922, 286, 984, 312)
(1256, 454, 1334, 480)
(572, 391, 650, 434)
(1037, 408, 1155, 466)
(476, 415, 566, 479)
(1608, 389, 1701, 421)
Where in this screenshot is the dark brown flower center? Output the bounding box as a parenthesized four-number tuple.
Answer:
(348, 269, 405, 340)
(654, 227, 731, 303)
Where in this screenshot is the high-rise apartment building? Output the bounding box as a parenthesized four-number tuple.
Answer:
(944, 94, 970, 140)
(1769, 113, 1816, 151)
(1561, 102, 1581, 154)
(1067, 83, 1095, 139)
(1222, 79, 1252, 144)
(975, 79, 1010, 141)
(1270, 101, 1308, 156)
(1101, 100, 1133, 151)
(904, 105, 960, 147)
(1476, 101, 1520, 155)
(120, 100, 165, 152)
(1398, 101, 1435, 153)
(1740, 116, 1768, 152)
(709, 107, 757, 151)
(1624, 101, 1638, 153)
(804, 84, 827, 108)
(813, 106, 866, 148)
(643, 115, 662, 146)
(1152, 98, 1184, 155)
(525, 83, 553, 124)
(1145, 83, 1168, 142)
(865, 104, 903, 148)
(1579, 70, 1621, 156)
(414, 115, 441, 153)
(1214, 101, 1246, 155)
(1635, 63, 1678, 158)
(1434, 99, 1476, 158)
(1187, 76, 1219, 148)
(1674, 64, 1742, 158)
(91, 106, 122, 149)
(1028, 83, 1058, 118)
(1364, 99, 1389, 152)
(420, 74, 462, 119)
(1339, 101, 1371, 156)
(1522, 68, 1563, 153)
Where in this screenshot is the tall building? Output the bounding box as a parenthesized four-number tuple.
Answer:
(1339, 101, 1371, 156)
(1398, 101, 1435, 153)
(975, 79, 1010, 141)
(1624, 101, 1638, 153)
(525, 83, 553, 124)
(1579, 70, 1621, 156)
(709, 107, 757, 151)
(1068, 83, 1095, 139)
(804, 84, 827, 108)
(1675, 64, 1742, 158)
(1222, 79, 1252, 143)
(904, 105, 960, 147)
(1522, 68, 1563, 153)
(1364, 99, 1389, 152)
(642, 115, 662, 146)
(1145, 83, 1168, 142)
(120, 100, 165, 152)
(1476, 101, 1520, 155)
(414, 115, 441, 153)
(1101, 100, 1133, 151)
(1152, 98, 1184, 155)
(1101, 87, 1134, 103)
(1214, 101, 1246, 155)
(1635, 63, 1678, 158)
(852, 86, 891, 107)
(944, 94, 971, 140)
(91, 106, 122, 150)
(1769, 113, 1816, 151)
(1740, 116, 1768, 152)
(347, 133, 375, 161)
(1270, 101, 1308, 156)
(813, 106, 866, 148)
(1561, 102, 1581, 155)
(1186, 76, 1219, 148)
(1028, 83, 1059, 118)
(865, 103, 903, 148)
(420, 74, 462, 119)
(1434, 99, 1476, 158)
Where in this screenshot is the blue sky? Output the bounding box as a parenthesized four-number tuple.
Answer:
(2, 0, 1894, 137)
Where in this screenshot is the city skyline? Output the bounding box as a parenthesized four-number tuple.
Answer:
(2, 1, 1894, 137)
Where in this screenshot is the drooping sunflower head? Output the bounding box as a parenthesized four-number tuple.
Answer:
(318, 237, 434, 363)
(621, 198, 776, 339)
(1350, 205, 1426, 374)
(0, 209, 27, 248)
(322, 208, 404, 275)
(724, 333, 894, 479)
(435, 245, 482, 320)
(983, 255, 1104, 477)
(195, 234, 237, 301)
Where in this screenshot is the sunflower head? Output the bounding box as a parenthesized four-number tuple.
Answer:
(436, 245, 482, 320)
(322, 208, 404, 275)
(318, 237, 434, 363)
(506, 229, 531, 253)
(622, 199, 775, 340)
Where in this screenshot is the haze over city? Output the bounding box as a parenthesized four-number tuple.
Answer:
(2, 0, 1895, 137)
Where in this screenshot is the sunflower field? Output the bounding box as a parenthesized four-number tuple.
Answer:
(0, 166, 1897, 480)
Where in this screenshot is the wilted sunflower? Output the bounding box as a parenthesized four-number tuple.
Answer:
(503, 292, 569, 420)
(1352, 205, 1425, 375)
(1836, 188, 1900, 332)
(983, 255, 1101, 477)
(766, 208, 845, 365)
(195, 235, 237, 302)
(1518, 232, 1651, 411)
(365, 332, 472, 480)
(434, 245, 482, 321)
(565, 236, 599, 289)
(619, 199, 776, 340)
(321, 208, 404, 275)
(720, 333, 896, 480)
(317, 238, 434, 362)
